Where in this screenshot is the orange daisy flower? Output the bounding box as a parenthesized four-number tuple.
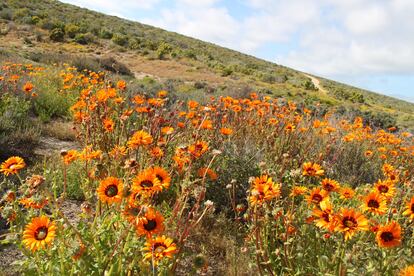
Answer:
(249, 175, 281, 206)
(335, 208, 368, 240)
(23, 82, 34, 93)
(103, 118, 114, 132)
(22, 216, 56, 252)
(127, 130, 153, 149)
(361, 192, 387, 215)
(321, 178, 340, 193)
(290, 186, 307, 197)
(339, 187, 355, 200)
(96, 177, 123, 204)
(302, 162, 324, 177)
(143, 235, 178, 264)
(132, 169, 163, 196)
(399, 265, 414, 276)
(374, 179, 396, 199)
(402, 196, 414, 220)
(149, 167, 171, 189)
(376, 221, 402, 248)
(188, 140, 209, 158)
(136, 208, 165, 237)
(313, 200, 335, 232)
(220, 127, 233, 135)
(62, 150, 78, 165)
(306, 188, 329, 205)
(0, 156, 26, 176)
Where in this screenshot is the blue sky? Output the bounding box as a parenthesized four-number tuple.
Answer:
(61, 0, 414, 102)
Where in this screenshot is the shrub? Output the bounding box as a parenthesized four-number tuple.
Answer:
(49, 27, 64, 42)
(111, 33, 128, 46)
(0, 9, 12, 20)
(156, 42, 173, 59)
(303, 79, 318, 91)
(98, 56, 133, 76)
(73, 33, 94, 45)
(221, 66, 233, 77)
(128, 37, 141, 50)
(99, 28, 113, 39)
(64, 23, 80, 38)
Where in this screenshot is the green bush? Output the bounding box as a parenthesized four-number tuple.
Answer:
(128, 37, 141, 50)
(156, 42, 173, 59)
(221, 66, 233, 77)
(111, 33, 128, 46)
(303, 79, 318, 91)
(73, 33, 94, 45)
(64, 23, 80, 38)
(12, 8, 30, 21)
(49, 27, 64, 42)
(99, 28, 113, 39)
(0, 9, 12, 20)
(98, 56, 133, 76)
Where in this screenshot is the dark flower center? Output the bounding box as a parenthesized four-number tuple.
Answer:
(368, 199, 380, 209)
(312, 194, 323, 203)
(35, 226, 48, 240)
(410, 203, 414, 213)
(144, 219, 157, 231)
(380, 231, 394, 242)
(153, 242, 166, 253)
(156, 174, 164, 182)
(195, 144, 203, 150)
(378, 186, 388, 193)
(322, 213, 330, 222)
(343, 217, 357, 228)
(105, 185, 118, 197)
(324, 184, 334, 191)
(141, 180, 154, 188)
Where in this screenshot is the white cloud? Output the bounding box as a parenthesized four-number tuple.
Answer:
(63, 0, 414, 85)
(142, 3, 240, 49)
(61, 0, 160, 15)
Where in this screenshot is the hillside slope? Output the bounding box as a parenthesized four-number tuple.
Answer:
(0, 0, 413, 129)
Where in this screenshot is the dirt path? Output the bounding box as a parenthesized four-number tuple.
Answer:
(304, 74, 328, 94)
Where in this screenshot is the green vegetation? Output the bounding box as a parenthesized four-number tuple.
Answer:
(0, 0, 413, 131)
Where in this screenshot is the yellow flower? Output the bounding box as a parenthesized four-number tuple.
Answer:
(402, 196, 414, 220)
(249, 175, 281, 206)
(361, 192, 387, 215)
(96, 177, 123, 204)
(143, 235, 178, 264)
(22, 216, 56, 252)
(136, 208, 165, 237)
(302, 162, 324, 177)
(335, 208, 368, 241)
(0, 156, 26, 176)
(127, 130, 153, 149)
(132, 169, 163, 196)
(321, 178, 340, 193)
(376, 221, 402, 248)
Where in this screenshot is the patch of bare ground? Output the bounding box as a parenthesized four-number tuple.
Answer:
(34, 136, 80, 157)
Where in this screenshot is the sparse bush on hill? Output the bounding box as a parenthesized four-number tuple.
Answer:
(111, 32, 128, 46)
(98, 28, 113, 39)
(49, 27, 64, 42)
(98, 56, 133, 76)
(73, 32, 94, 45)
(156, 41, 173, 59)
(64, 23, 80, 38)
